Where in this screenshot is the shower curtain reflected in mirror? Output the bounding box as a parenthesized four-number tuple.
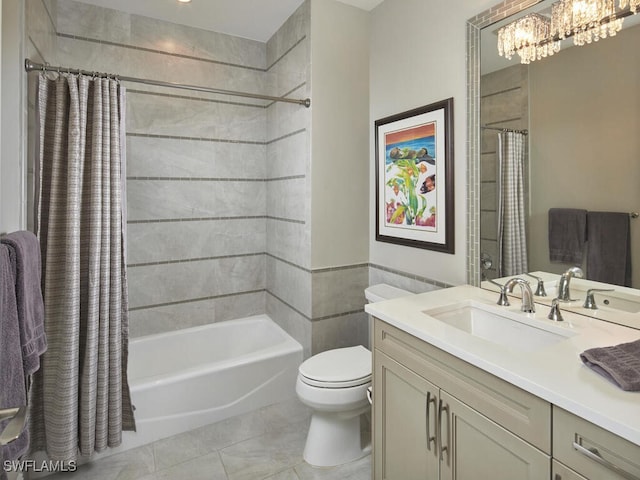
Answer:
(29, 72, 135, 462)
(497, 131, 528, 277)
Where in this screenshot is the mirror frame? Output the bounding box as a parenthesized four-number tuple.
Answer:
(465, 0, 545, 286)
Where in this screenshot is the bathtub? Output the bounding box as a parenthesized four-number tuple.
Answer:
(119, 314, 303, 451)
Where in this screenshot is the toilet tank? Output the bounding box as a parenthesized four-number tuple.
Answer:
(365, 283, 411, 303)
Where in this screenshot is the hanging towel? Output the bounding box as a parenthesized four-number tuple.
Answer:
(548, 208, 587, 264)
(586, 211, 631, 287)
(0, 245, 29, 471)
(0, 231, 47, 375)
(580, 338, 640, 391)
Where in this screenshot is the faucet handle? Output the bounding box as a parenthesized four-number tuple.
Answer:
(488, 279, 510, 306)
(524, 273, 547, 297)
(583, 288, 615, 310)
(547, 298, 564, 322)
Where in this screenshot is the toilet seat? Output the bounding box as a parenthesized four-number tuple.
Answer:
(298, 345, 371, 388)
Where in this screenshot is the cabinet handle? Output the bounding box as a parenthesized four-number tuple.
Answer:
(438, 398, 450, 465)
(426, 392, 437, 452)
(573, 440, 640, 480)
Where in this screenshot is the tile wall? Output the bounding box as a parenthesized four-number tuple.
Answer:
(27, 0, 309, 344)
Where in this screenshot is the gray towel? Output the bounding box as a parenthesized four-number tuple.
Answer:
(548, 208, 587, 264)
(580, 339, 640, 391)
(0, 245, 29, 467)
(0, 231, 46, 375)
(586, 211, 631, 287)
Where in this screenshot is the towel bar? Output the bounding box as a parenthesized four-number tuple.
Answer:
(0, 406, 27, 446)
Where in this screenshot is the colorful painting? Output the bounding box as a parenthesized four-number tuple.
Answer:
(375, 98, 454, 253)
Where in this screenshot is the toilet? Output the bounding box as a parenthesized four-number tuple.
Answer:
(296, 283, 411, 467)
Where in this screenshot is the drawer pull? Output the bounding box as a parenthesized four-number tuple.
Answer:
(573, 441, 640, 480)
(426, 392, 436, 452)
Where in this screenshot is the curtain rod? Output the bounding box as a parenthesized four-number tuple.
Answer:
(481, 125, 528, 135)
(24, 59, 311, 108)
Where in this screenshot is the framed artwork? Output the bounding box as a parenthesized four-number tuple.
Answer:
(375, 98, 454, 253)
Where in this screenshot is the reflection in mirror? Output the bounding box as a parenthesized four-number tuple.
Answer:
(475, 0, 640, 289)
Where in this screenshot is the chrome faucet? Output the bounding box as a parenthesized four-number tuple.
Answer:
(557, 266, 584, 302)
(547, 298, 564, 322)
(582, 288, 614, 310)
(504, 277, 536, 313)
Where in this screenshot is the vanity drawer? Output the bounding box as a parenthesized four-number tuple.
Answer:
(553, 459, 587, 480)
(553, 407, 640, 480)
(374, 319, 551, 453)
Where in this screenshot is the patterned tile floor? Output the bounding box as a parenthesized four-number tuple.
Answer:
(44, 399, 371, 480)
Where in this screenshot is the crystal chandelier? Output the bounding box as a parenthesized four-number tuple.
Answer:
(619, 0, 639, 12)
(497, 13, 561, 64)
(551, 0, 623, 46)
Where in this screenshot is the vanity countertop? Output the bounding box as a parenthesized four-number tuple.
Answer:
(365, 285, 640, 447)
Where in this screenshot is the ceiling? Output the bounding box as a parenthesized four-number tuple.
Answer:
(73, 0, 384, 42)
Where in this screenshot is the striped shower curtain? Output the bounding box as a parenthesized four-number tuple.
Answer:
(497, 131, 528, 277)
(29, 72, 135, 462)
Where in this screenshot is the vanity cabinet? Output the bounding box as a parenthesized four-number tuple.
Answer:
(373, 319, 551, 480)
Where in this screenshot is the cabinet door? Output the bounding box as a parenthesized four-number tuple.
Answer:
(439, 391, 550, 480)
(374, 351, 439, 480)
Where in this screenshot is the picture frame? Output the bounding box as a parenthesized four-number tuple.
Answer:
(375, 98, 454, 253)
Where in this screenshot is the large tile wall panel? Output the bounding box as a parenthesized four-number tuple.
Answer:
(266, 255, 311, 319)
(129, 291, 266, 337)
(311, 266, 368, 319)
(311, 312, 369, 355)
(126, 92, 267, 141)
(26, 0, 58, 232)
(127, 218, 266, 265)
(26, 0, 58, 65)
(266, 130, 307, 180)
(57, 0, 265, 70)
(127, 136, 266, 179)
(266, 219, 309, 268)
(127, 180, 265, 221)
(55, 37, 265, 96)
(266, 293, 312, 359)
(128, 254, 265, 309)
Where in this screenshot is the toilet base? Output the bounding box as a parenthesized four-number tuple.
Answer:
(303, 411, 371, 467)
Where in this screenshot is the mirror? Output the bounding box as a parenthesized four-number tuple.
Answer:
(467, 0, 640, 289)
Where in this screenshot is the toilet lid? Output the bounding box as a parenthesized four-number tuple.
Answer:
(298, 345, 371, 388)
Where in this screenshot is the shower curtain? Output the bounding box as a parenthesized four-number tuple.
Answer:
(497, 131, 528, 277)
(29, 72, 135, 462)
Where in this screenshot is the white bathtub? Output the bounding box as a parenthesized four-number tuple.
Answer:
(120, 314, 303, 451)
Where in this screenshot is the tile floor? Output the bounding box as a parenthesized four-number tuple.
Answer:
(44, 399, 372, 480)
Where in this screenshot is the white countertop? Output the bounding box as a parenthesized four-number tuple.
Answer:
(365, 285, 640, 447)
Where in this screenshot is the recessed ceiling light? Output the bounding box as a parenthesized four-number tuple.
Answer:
(177, 0, 191, 3)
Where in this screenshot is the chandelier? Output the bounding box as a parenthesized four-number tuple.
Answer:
(497, 13, 561, 64)
(497, 0, 638, 63)
(551, 0, 623, 45)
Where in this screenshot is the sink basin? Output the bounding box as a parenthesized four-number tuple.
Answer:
(424, 300, 576, 352)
